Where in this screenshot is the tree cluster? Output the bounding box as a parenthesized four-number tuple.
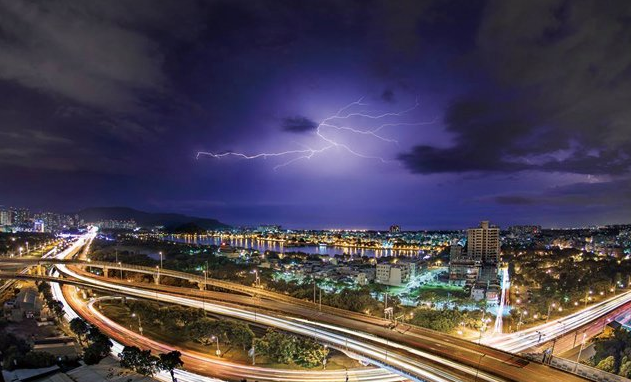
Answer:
(589, 329, 631, 377)
(409, 308, 474, 333)
(269, 280, 384, 315)
(187, 317, 254, 350)
(69, 317, 113, 365)
(254, 329, 329, 368)
(37, 282, 64, 319)
(125, 300, 255, 352)
(0, 331, 57, 370)
(118, 346, 183, 382)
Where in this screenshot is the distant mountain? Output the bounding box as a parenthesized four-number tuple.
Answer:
(76, 207, 230, 230)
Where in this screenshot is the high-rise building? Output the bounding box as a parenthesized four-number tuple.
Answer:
(0, 208, 11, 225)
(33, 220, 45, 233)
(467, 221, 500, 264)
(388, 224, 401, 233)
(11, 208, 30, 226)
(508, 225, 541, 236)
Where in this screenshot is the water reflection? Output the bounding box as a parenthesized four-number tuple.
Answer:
(165, 235, 422, 258)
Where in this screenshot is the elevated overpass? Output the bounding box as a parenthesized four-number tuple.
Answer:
(0, 257, 589, 382)
(4, 256, 631, 355)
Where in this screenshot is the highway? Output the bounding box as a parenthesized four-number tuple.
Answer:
(0, 231, 591, 382)
(67, 293, 403, 382)
(45, 231, 410, 382)
(0, 241, 65, 294)
(54, 257, 588, 381)
(482, 290, 631, 353)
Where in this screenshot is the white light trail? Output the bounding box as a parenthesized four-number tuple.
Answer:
(493, 267, 510, 334)
(197, 97, 436, 170)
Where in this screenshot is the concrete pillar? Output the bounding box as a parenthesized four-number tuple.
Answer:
(121, 296, 127, 305)
(103, 267, 109, 277)
(153, 274, 160, 285)
(198, 282, 206, 291)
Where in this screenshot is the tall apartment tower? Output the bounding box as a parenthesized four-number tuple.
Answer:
(0, 208, 11, 225)
(467, 221, 500, 264)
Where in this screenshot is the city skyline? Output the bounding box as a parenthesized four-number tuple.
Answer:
(1, 1, 631, 229)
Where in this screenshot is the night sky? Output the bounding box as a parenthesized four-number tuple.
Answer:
(1, 0, 631, 229)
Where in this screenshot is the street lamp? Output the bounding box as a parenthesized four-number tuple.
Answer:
(478, 317, 491, 344)
(574, 331, 587, 372)
(457, 321, 465, 336)
(159, 251, 163, 270)
(210, 335, 221, 356)
(253, 269, 260, 287)
(585, 289, 593, 307)
(546, 303, 556, 323)
(474, 353, 486, 382)
(131, 313, 143, 335)
(517, 311, 527, 331)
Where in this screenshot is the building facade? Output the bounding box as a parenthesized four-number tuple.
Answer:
(467, 221, 500, 264)
(376, 261, 416, 286)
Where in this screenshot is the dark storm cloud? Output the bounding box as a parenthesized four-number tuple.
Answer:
(381, 89, 395, 103)
(281, 116, 318, 133)
(494, 196, 536, 205)
(491, 179, 631, 209)
(399, 0, 631, 177)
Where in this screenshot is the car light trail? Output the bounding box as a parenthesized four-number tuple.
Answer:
(55, 257, 502, 382)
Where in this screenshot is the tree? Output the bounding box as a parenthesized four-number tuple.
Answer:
(19, 351, 57, 369)
(158, 351, 184, 382)
(187, 318, 217, 346)
(70, 318, 89, 345)
(254, 329, 296, 364)
(294, 338, 329, 368)
(227, 321, 255, 350)
(595, 356, 616, 373)
(620, 356, 631, 378)
(48, 300, 64, 319)
(159, 305, 203, 330)
(83, 345, 104, 365)
(83, 327, 112, 365)
(410, 308, 464, 333)
(119, 346, 159, 376)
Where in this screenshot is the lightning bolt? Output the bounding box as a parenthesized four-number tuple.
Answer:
(197, 97, 435, 170)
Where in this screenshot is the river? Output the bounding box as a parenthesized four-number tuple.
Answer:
(164, 235, 423, 258)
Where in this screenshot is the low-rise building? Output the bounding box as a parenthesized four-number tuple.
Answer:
(376, 261, 415, 286)
(448, 259, 480, 286)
